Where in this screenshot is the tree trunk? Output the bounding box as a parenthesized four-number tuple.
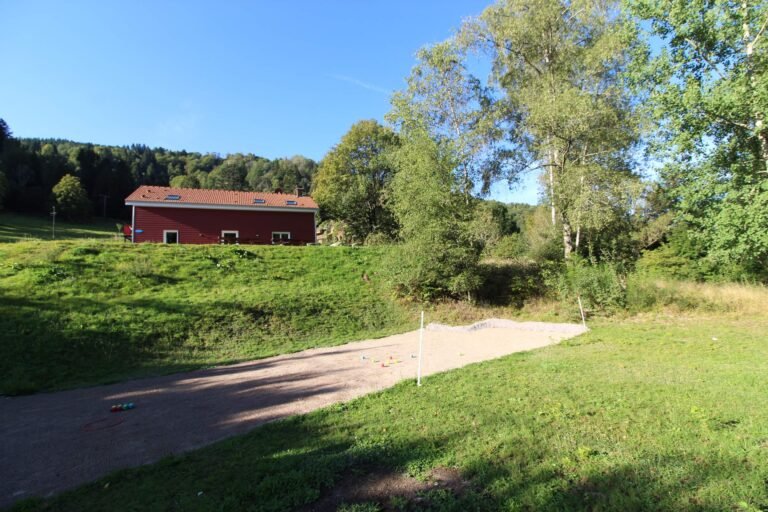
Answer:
(575, 225, 581, 251)
(759, 129, 768, 174)
(575, 174, 584, 250)
(548, 147, 557, 226)
(742, 1, 768, 174)
(562, 216, 573, 259)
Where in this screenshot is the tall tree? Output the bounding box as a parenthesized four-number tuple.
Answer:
(386, 128, 482, 300)
(627, 0, 768, 274)
(389, 41, 507, 201)
(470, 0, 639, 258)
(312, 120, 400, 242)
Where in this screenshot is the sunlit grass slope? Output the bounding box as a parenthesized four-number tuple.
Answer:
(0, 240, 410, 394)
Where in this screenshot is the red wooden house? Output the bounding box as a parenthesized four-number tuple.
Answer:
(125, 186, 318, 244)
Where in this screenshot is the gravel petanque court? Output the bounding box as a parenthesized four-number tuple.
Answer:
(0, 319, 587, 508)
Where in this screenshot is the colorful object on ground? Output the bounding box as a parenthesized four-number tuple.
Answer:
(110, 403, 136, 412)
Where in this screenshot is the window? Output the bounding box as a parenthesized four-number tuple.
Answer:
(285, 200, 298, 206)
(272, 232, 291, 243)
(221, 231, 239, 244)
(165, 194, 181, 201)
(253, 198, 266, 204)
(163, 230, 179, 244)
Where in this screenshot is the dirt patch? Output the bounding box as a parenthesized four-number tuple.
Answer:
(302, 466, 468, 512)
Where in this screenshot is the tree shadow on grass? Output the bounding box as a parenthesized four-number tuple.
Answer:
(457, 452, 765, 511)
(10, 417, 463, 512)
(0, 289, 407, 396)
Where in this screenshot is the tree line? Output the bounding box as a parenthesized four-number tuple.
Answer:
(1, 0, 765, 297)
(312, 0, 768, 298)
(0, 121, 317, 219)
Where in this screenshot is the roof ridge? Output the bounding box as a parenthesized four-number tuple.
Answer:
(137, 185, 308, 198)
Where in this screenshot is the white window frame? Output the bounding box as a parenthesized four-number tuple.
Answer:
(221, 230, 239, 244)
(163, 230, 179, 244)
(272, 231, 291, 242)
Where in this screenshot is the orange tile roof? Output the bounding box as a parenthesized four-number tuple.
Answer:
(125, 186, 318, 210)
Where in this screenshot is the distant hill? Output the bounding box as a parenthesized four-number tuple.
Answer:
(0, 118, 317, 220)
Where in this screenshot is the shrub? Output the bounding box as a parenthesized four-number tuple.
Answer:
(385, 130, 482, 301)
(486, 233, 526, 259)
(364, 232, 392, 246)
(545, 259, 627, 315)
(635, 245, 702, 281)
(476, 260, 546, 306)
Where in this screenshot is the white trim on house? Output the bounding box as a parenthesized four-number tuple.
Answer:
(272, 231, 291, 242)
(125, 201, 318, 214)
(221, 230, 239, 243)
(163, 230, 179, 244)
(131, 205, 136, 243)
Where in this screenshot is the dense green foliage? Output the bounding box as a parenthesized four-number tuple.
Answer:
(51, 174, 90, 220)
(628, 0, 768, 276)
(17, 311, 768, 511)
(386, 130, 482, 300)
(465, 0, 641, 259)
(0, 123, 318, 219)
(389, 41, 505, 198)
(0, 240, 411, 395)
(312, 120, 400, 242)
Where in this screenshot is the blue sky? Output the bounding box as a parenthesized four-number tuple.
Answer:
(0, 0, 539, 203)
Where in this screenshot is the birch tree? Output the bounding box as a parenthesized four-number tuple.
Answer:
(468, 0, 639, 258)
(627, 0, 768, 272)
(388, 41, 509, 201)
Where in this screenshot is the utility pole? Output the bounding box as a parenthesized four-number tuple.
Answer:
(50, 206, 57, 240)
(99, 194, 109, 218)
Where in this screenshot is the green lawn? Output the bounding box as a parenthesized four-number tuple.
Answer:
(0, 240, 413, 395)
(0, 213, 119, 242)
(13, 314, 768, 511)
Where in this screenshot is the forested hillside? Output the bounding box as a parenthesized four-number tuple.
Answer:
(0, 120, 317, 219)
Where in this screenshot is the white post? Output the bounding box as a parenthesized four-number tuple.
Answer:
(50, 206, 56, 240)
(417, 310, 424, 387)
(577, 296, 586, 327)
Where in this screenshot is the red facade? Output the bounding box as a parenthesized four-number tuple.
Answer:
(132, 206, 316, 244)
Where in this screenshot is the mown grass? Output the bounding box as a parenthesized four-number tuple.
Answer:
(13, 313, 768, 511)
(0, 240, 412, 394)
(0, 213, 119, 242)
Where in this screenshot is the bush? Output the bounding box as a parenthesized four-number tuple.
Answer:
(476, 260, 546, 306)
(363, 232, 392, 246)
(635, 245, 702, 281)
(385, 130, 482, 301)
(545, 260, 627, 315)
(486, 233, 526, 259)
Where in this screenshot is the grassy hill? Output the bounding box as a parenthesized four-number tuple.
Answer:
(0, 239, 413, 395)
(0, 213, 120, 243)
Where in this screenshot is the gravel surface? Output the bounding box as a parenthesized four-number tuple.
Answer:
(0, 319, 587, 507)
